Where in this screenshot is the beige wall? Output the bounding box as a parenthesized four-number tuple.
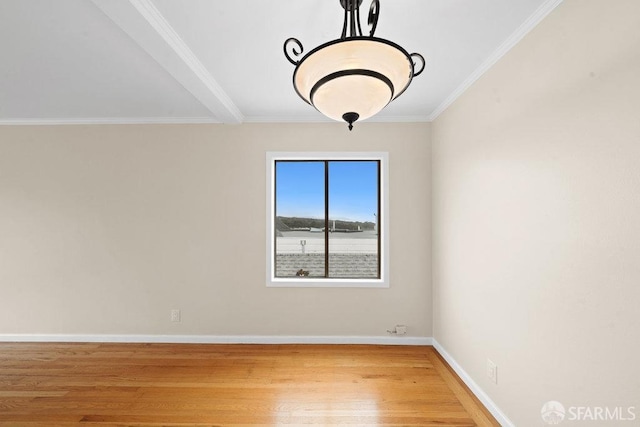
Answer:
(432, 0, 640, 425)
(0, 122, 431, 338)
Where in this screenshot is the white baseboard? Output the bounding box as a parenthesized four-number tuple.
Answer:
(432, 339, 514, 427)
(0, 334, 432, 346)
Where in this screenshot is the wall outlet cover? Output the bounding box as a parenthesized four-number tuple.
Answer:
(487, 359, 497, 384)
(395, 325, 407, 335)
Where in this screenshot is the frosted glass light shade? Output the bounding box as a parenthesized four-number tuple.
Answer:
(293, 38, 413, 123)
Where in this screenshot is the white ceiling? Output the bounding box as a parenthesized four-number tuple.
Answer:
(0, 0, 562, 125)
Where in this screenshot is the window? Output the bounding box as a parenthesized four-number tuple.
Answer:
(266, 152, 389, 288)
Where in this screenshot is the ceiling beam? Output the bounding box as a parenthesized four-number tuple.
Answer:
(91, 0, 243, 124)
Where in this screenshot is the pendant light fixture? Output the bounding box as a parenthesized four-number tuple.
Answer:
(284, 0, 425, 130)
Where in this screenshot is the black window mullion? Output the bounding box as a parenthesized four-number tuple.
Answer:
(324, 160, 330, 277)
(274, 160, 279, 274)
(377, 160, 381, 279)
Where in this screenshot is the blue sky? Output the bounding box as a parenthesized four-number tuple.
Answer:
(275, 161, 378, 222)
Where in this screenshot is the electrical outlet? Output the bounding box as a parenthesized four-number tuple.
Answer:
(387, 325, 408, 335)
(170, 309, 181, 322)
(487, 359, 498, 384)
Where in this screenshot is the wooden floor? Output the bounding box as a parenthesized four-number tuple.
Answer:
(0, 343, 499, 426)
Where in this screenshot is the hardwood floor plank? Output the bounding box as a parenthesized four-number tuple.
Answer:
(0, 343, 499, 426)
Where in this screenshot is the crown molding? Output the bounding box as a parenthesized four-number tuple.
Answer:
(91, 0, 243, 124)
(0, 116, 432, 126)
(0, 117, 221, 126)
(244, 115, 430, 124)
(427, 0, 564, 121)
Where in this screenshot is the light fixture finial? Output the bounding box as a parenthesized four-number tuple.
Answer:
(343, 112, 359, 131)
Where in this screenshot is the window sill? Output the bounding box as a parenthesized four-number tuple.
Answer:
(267, 278, 389, 288)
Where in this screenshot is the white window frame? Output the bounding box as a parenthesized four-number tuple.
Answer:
(266, 152, 389, 288)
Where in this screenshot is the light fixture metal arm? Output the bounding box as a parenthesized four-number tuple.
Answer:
(356, 3, 363, 37)
(340, 0, 377, 39)
(368, 0, 380, 37)
(411, 53, 426, 77)
(284, 38, 304, 65)
(341, 4, 349, 38)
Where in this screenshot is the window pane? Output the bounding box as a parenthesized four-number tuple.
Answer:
(328, 161, 379, 278)
(274, 161, 326, 278)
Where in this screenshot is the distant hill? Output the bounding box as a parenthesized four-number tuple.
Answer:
(277, 216, 375, 231)
(275, 217, 291, 231)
